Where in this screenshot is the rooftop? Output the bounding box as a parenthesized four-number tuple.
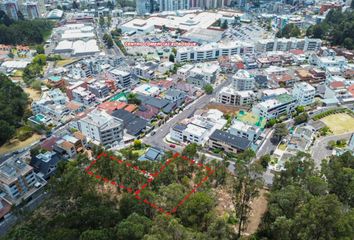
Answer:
(210, 129, 251, 151)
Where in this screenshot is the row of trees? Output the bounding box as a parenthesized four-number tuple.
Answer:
(306, 9, 354, 50)
(0, 11, 53, 45)
(0, 74, 28, 145)
(256, 151, 354, 239)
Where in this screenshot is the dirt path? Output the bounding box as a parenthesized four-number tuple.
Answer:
(244, 189, 269, 236)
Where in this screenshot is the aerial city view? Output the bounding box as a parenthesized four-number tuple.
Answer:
(0, 0, 353, 239)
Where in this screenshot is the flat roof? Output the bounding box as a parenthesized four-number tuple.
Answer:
(210, 129, 251, 150)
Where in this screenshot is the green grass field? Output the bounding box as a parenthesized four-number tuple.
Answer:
(321, 113, 354, 135)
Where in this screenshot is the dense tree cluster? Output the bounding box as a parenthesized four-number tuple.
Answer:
(276, 23, 301, 38)
(0, 10, 53, 45)
(23, 54, 46, 85)
(0, 74, 28, 145)
(3, 145, 247, 239)
(306, 9, 354, 50)
(256, 152, 354, 240)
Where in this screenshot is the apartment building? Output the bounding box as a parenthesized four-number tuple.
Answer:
(78, 109, 124, 147)
(109, 69, 132, 88)
(0, 158, 41, 204)
(229, 119, 261, 142)
(252, 93, 297, 119)
(232, 69, 255, 91)
(72, 87, 96, 105)
(217, 88, 255, 106)
(133, 62, 156, 80)
(187, 62, 219, 88)
(170, 109, 226, 145)
(292, 82, 316, 106)
(256, 37, 322, 53)
(88, 81, 110, 99)
(176, 41, 254, 62)
(31, 89, 70, 121)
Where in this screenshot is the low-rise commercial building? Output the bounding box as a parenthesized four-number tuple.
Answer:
(176, 41, 254, 62)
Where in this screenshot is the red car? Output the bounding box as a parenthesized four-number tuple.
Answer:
(169, 144, 176, 148)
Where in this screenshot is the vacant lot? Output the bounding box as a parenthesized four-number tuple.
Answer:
(0, 133, 41, 155)
(321, 113, 354, 135)
(205, 103, 243, 115)
(24, 87, 41, 101)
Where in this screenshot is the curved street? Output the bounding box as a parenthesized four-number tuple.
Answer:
(311, 132, 353, 168)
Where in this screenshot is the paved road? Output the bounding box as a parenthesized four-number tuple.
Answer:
(143, 77, 231, 150)
(256, 129, 276, 159)
(311, 132, 353, 168)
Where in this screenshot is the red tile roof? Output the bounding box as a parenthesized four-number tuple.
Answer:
(124, 104, 137, 113)
(40, 136, 59, 151)
(289, 49, 304, 55)
(98, 101, 127, 114)
(348, 84, 354, 97)
(330, 81, 345, 89)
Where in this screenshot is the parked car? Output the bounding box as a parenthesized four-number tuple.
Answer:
(169, 144, 176, 148)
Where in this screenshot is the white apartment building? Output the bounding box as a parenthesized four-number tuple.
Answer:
(309, 55, 348, 70)
(31, 89, 70, 121)
(78, 109, 124, 147)
(170, 109, 226, 145)
(229, 119, 262, 142)
(177, 64, 194, 80)
(292, 82, 316, 106)
(232, 70, 255, 90)
(133, 62, 155, 80)
(256, 37, 322, 53)
(176, 41, 254, 62)
(109, 69, 132, 88)
(252, 94, 297, 119)
(217, 88, 255, 106)
(187, 62, 219, 87)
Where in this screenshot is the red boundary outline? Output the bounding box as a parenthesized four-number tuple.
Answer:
(85, 152, 216, 217)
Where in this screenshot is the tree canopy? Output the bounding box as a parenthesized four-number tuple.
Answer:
(256, 152, 354, 240)
(0, 12, 53, 45)
(306, 9, 354, 49)
(0, 74, 28, 145)
(276, 23, 301, 38)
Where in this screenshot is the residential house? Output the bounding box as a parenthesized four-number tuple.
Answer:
(138, 147, 164, 161)
(30, 151, 61, 179)
(111, 109, 148, 136)
(207, 129, 251, 154)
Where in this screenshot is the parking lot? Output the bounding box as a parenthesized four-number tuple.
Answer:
(223, 23, 273, 43)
